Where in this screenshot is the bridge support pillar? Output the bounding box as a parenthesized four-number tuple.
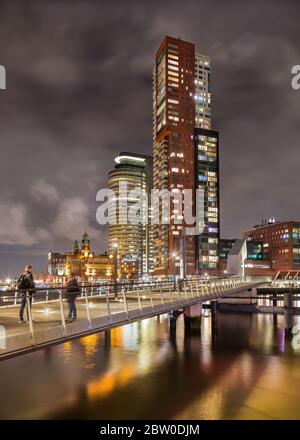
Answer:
(184, 303, 202, 336)
(169, 313, 177, 344)
(169, 310, 184, 344)
(284, 291, 293, 334)
(211, 300, 219, 339)
(251, 288, 258, 304)
(104, 329, 111, 352)
(284, 292, 293, 309)
(271, 290, 278, 328)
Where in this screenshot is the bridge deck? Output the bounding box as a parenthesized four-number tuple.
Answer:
(0, 278, 267, 359)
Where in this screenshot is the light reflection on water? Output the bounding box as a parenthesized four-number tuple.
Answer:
(0, 312, 300, 419)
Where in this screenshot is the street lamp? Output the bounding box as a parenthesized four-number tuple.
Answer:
(113, 242, 118, 299)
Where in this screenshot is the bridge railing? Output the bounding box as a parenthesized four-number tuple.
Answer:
(0, 276, 267, 358)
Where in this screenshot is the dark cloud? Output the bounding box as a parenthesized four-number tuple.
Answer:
(0, 0, 300, 276)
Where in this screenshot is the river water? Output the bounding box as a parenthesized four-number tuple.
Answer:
(0, 311, 300, 420)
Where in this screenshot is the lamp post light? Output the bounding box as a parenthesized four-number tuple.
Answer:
(113, 242, 118, 299)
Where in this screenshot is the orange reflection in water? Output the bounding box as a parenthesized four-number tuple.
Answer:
(110, 327, 123, 348)
(79, 334, 99, 356)
(62, 341, 73, 362)
(86, 363, 136, 400)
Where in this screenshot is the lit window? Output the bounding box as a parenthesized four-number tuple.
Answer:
(168, 98, 179, 104)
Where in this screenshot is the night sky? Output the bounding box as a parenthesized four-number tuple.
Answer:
(0, 0, 299, 277)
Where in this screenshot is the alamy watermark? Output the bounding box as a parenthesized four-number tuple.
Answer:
(291, 65, 300, 90)
(0, 325, 6, 350)
(0, 65, 6, 90)
(292, 325, 300, 350)
(96, 183, 206, 236)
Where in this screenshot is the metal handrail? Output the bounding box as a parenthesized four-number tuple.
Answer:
(0, 277, 258, 302)
(0, 276, 268, 359)
(0, 277, 258, 303)
(1, 274, 264, 296)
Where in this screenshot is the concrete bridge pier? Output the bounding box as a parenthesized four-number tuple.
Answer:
(211, 300, 219, 340)
(251, 288, 258, 304)
(169, 310, 185, 345)
(272, 290, 278, 325)
(284, 291, 294, 334)
(273, 312, 278, 328)
(272, 289, 278, 307)
(284, 291, 293, 309)
(169, 313, 177, 345)
(184, 303, 202, 336)
(104, 329, 111, 352)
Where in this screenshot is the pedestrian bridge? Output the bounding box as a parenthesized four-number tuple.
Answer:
(0, 276, 270, 359)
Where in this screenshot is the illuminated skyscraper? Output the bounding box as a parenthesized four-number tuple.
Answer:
(108, 152, 153, 277)
(195, 128, 219, 270)
(152, 36, 218, 276)
(195, 54, 211, 129)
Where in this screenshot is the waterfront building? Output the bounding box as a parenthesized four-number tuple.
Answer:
(152, 36, 218, 276)
(48, 232, 113, 282)
(195, 53, 211, 130)
(220, 239, 237, 260)
(226, 238, 270, 276)
(49, 232, 140, 283)
(107, 152, 153, 277)
(219, 238, 237, 273)
(244, 219, 300, 274)
(195, 128, 219, 271)
(220, 237, 271, 276)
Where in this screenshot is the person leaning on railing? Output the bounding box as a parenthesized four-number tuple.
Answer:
(64, 273, 81, 323)
(18, 265, 36, 324)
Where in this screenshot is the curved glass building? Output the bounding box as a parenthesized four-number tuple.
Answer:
(107, 152, 153, 278)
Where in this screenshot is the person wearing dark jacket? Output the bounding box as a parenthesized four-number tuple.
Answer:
(18, 265, 36, 324)
(65, 274, 80, 322)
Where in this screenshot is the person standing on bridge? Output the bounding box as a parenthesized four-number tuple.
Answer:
(65, 273, 80, 323)
(18, 265, 36, 324)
